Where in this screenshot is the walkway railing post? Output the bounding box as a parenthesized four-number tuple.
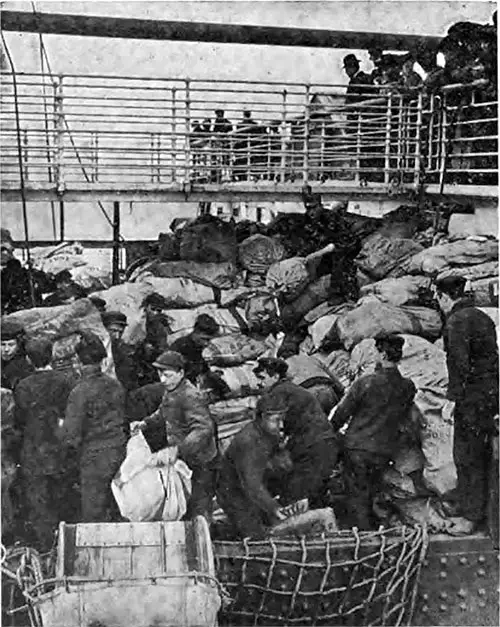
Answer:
(355, 115, 362, 184)
(303, 85, 311, 182)
(414, 92, 424, 188)
(112, 201, 121, 285)
(427, 94, 435, 173)
(438, 95, 448, 191)
(22, 129, 29, 182)
(171, 87, 177, 183)
(384, 94, 392, 185)
(280, 89, 287, 182)
(53, 74, 65, 193)
(184, 80, 191, 185)
(91, 131, 99, 182)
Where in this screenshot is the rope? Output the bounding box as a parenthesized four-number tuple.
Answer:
(1, 30, 36, 307)
(215, 525, 429, 626)
(29, 2, 127, 245)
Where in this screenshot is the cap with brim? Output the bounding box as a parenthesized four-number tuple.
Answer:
(375, 333, 405, 351)
(102, 311, 128, 328)
(1, 319, 24, 340)
(343, 54, 360, 67)
(258, 393, 288, 416)
(153, 350, 185, 371)
(434, 275, 467, 294)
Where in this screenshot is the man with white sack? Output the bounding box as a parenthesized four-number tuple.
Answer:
(133, 350, 219, 520)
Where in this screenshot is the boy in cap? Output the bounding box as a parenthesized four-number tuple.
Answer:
(331, 333, 416, 529)
(133, 293, 173, 388)
(134, 350, 218, 520)
(434, 275, 499, 534)
(102, 311, 139, 391)
(15, 338, 76, 550)
(59, 332, 127, 522)
(170, 313, 220, 385)
(217, 393, 289, 538)
(1, 319, 34, 390)
(254, 357, 338, 509)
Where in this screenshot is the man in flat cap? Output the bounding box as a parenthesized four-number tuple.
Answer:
(1, 319, 34, 391)
(217, 393, 289, 538)
(331, 333, 416, 529)
(59, 332, 127, 522)
(43, 270, 87, 307)
(135, 350, 219, 520)
(434, 275, 499, 535)
(102, 311, 139, 392)
(170, 314, 220, 386)
(253, 357, 338, 509)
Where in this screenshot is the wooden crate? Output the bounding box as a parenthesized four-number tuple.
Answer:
(32, 518, 221, 627)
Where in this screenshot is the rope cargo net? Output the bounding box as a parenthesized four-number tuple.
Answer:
(1, 73, 497, 198)
(214, 525, 428, 627)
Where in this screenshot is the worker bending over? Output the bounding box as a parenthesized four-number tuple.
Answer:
(254, 357, 338, 508)
(217, 394, 289, 538)
(331, 334, 416, 530)
(135, 350, 219, 520)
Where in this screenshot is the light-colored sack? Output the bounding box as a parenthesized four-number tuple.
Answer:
(112, 432, 192, 522)
(203, 334, 268, 367)
(335, 298, 442, 350)
(405, 238, 498, 276)
(360, 275, 432, 307)
(266, 257, 311, 302)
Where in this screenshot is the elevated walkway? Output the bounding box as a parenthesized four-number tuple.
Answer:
(1, 73, 497, 203)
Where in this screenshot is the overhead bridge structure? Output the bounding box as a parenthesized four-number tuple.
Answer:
(1, 72, 498, 205)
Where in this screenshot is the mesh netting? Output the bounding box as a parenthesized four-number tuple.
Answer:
(214, 525, 428, 627)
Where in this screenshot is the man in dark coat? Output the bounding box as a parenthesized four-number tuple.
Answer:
(170, 314, 219, 384)
(102, 311, 139, 391)
(43, 270, 88, 307)
(1, 229, 54, 314)
(434, 275, 499, 535)
(1, 319, 34, 391)
(331, 334, 416, 530)
(59, 332, 127, 522)
(212, 109, 233, 182)
(15, 338, 76, 550)
(254, 357, 338, 508)
(134, 293, 172, 388)
(343, 54, 374, 109)
(217, 394, 289, 538)
(135, 350, 219, 520)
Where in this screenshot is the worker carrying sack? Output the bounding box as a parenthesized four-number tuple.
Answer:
(112, 431, 192, 522)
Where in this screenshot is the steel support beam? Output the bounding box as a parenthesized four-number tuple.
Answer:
(1, 10, 440, 52)
(112, 200, 120, 285)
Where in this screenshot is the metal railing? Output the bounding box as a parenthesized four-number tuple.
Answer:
(0, 73, 497, 198)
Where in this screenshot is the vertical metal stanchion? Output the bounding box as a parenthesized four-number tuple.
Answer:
(303, 85, 311, 182)
(427, 95, 435, 174)
(150, 133, 155, 183)
(413, 92, 424, 188)
(171, 87, 177, 183)
(320, 120, 325, 180)
(54, 74, 65, 193)
(280, 89, 287, 182)
(184, 80, 191, 185)
(91, 131, 99, 182)
(355, 115, 362, 184)
(156, 133, 161, 183)
(22, 129, 29, 182)
(112, 201, 121, 285)
(438, 95, 448, 192)
(384, 95, 392, 185)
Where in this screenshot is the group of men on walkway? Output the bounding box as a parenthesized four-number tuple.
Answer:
(1, 269, 498, 548)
